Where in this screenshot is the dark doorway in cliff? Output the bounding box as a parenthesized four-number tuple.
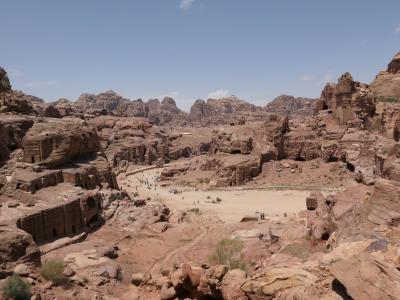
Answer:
(72, 225, 76, 234)
(87, 214, 99, 228)
(231, 150, 241, 154)
(31, 156, 35, 163)
(332, 279, 353, 300)
(346, 162, 355, 172)
(87, 197, 96, 209)
(321, 231, 330, 240)
(394, 128, 400, 142)
(52, 228, 58, 237)
(327, 157, 338, 162)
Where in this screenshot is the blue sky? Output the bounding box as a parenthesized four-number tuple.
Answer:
(2, 0, 400, 110)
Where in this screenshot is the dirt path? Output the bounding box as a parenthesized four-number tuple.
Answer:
(147, 214, 209, 275)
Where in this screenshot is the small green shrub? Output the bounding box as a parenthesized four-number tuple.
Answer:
(377, 96, 400, 103)
(209, 239, 246, 270)
(2, 274, 31, 300)
(40, 260, 65, 284)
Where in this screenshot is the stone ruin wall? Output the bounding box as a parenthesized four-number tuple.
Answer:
(16, 192, 103, 243)
(15, 170, 63, 193)
(15, 167, 117, 194)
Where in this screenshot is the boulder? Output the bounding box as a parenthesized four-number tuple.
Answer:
(160, 283, 176, 300)
(96, 246, 118, 259)
(367, 179, 400, 225)
(131, 272, 145, 286)
(220, 269, 248, 300)
(330, 253, 400, 300)
(0, 227, 40, 270)
(241, 267, 317, 299)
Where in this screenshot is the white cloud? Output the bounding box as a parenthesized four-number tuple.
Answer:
(298, 74, 315, 81)
(395, 24, 400, 34)
(180, 0, 195, 10)
(322, 71, 334, 83)
(25, 80, 57, 87)
(207, 89, 230, 99)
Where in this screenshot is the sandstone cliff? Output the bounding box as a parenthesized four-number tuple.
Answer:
(189, 96, 265, 123)
(370, 52, 400, 99)
(264, 95, 316, 119)
(74, 90, 186, 124)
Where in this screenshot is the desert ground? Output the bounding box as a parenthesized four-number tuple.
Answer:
(121, 166, 316, 223)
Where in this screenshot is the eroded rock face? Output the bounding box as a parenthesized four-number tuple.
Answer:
(0, 115, 34, 165)
(0, 227, 41, 276)
(75, 90, 129, 114)
(0, 90, 35, 115)
(216, 159, 261, 186)
(283, 130, 321, 161)
(367, 179, 400, 226)
(241, 267, 318, 299)
(388, 52, 400, 74)
(74, 91, 186, 124)
(189, 96, 265, 124)
(209, 131, 253, 155)
(22, 120, 101, 167)
(317, 72, 376, 128)
(370, 52, 400, 98)
(0, 67, 11, 92)
(264, 95, 316, 119)
(330, 253, 400, 300)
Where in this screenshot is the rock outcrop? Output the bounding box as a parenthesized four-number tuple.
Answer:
(74, 90, 129, 114)
(189, 96, 265, 124)
(209, 131, 253, 155)
(0, 227, 41, 277)
(370, 52, 400, 99)
(22, 120, 101, 167)
(316, 72, 376, 128)
(0, 67, 11, 92)
(0, 115, 34, 165)
(264, 95, 316, 119)
(367, 178, 400, 226)
(74, 91, 186, 124)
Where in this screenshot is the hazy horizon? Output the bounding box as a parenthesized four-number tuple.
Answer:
(2, 0, 400, 110)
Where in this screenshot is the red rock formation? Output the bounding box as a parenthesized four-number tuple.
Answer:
(189, 96, 265, 124)
(317, 72, 376, 127)
(264, 95, 316, 119)
(22, 120, 101, 167)
(370, 52, 400, 99)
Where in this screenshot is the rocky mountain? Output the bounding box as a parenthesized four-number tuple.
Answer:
(73, 90, 187, 124)
(74, 90, 130, 114)
(189, 96, 265, 123)
(264, 95, 316, 118)
(370, 52, 400, 99)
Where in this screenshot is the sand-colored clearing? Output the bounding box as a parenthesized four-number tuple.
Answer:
(122, 168, 310, 223)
